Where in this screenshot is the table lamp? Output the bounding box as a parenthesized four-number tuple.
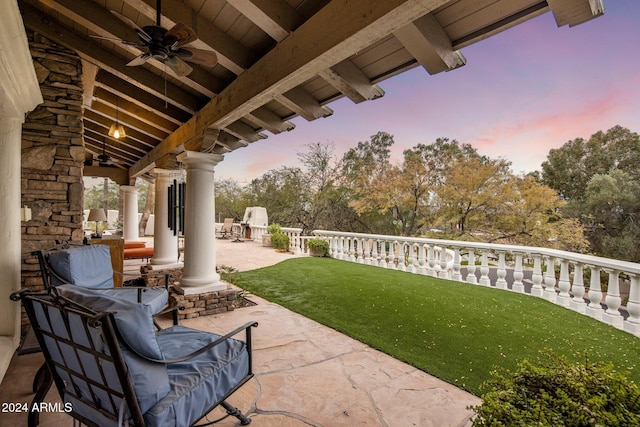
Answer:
(87, 208, 107, 238)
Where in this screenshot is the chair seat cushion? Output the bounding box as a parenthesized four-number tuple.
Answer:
(48, 245, 114, 288)
(144, 326, 250, 427)
(58, 284, 169, 315)
(56, 285, 171, 413)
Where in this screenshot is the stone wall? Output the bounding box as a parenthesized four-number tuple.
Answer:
(170, 289, 238, 320)
(20, 31, 84, 303)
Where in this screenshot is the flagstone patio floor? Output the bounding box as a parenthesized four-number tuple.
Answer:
(1, 238, 480, 426)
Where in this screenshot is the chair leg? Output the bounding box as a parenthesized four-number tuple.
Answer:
(28, 364, 53, 427)
(220, 401, 251, 425)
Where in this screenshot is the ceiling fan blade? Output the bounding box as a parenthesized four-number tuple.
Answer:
(111, 10, 152, 43)
(165, 56, 193, 77)
(175, 47, 218, 67)
(127, 53, 151, 67)
(165, 22, 197, 49)
(90, 34, 143, 47)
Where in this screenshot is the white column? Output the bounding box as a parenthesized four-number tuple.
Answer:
(150, 169, 183, 267)
(121, 185, 139, 242)
(174, 151, 225, 295)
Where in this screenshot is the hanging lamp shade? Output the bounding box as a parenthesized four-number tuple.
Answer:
(108, 123, 126, 139)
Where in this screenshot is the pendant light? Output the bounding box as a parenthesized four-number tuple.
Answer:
(108, 97, 126, 139)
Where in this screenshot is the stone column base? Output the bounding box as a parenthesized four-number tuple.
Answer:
(170, 288, 238, 320)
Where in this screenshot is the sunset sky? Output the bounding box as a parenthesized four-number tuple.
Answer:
(215, 1, 640, 182)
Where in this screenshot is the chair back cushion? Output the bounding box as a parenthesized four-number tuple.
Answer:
(57, 285, 171, 413)
(48, 245, 114, 288)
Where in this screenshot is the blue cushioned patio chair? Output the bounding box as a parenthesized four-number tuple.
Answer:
(12, 288, 257, 427)
(33, 243, 177, 324)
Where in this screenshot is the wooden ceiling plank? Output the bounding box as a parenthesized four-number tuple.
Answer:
(121, 0, 253, 75)
(227, 0, 304, 41)
(277, 87, 333, 121)
(318, 60, 385, 103)
(19, 1, 202, 113)
(94, 71, 191, 125)
(42, 0, 222, 96)
(394, 13, 466, 75)
(130, 0, 451, 177)
(83, 125, 148, 156)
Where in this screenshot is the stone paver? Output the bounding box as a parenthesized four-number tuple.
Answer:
(1, 238, 481, 426)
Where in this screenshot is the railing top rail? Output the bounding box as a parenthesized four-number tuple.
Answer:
(312, 229, 640, 274)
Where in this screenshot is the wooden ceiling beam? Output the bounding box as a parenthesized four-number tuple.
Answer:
(130, 0, 450, 177)
(227, 0, 304, 41)
(121, 0, 253, 75)
(83, 124, 148, 156)
(83, 165, 130, 185)
(92, 89, 178, 134)
(90, 100, 169, 140)
(394, 13, 465, 75)
(19, 1, 202, 113)
(547, 0, 605, 27)
(318, 60, 385, 103)
(84, 110, 159, 149)
(94, 71, 191, 125)
(246, 107, 295, 134)
(225, 121, 267, 143)
(277, 87, 333, 121)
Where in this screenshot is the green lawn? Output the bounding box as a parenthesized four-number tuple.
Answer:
(223, 257, 640, 395)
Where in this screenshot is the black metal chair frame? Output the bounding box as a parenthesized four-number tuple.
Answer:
(12, 289, 257, 427)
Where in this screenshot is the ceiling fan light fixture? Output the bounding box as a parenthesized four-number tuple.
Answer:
(108, 123, 126, 139)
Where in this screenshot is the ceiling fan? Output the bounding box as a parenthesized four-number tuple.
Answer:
(86, 140, 119, 167)
(93, 0, 218, 77)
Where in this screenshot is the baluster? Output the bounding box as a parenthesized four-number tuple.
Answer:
(370, 240, 379, 267)
(556, 259, 572, 307)
(603, 269, 623, 329)
(466, 249, 477, 284)
(543, 257, 557, 302)
(624, 274, 640, 337)
(479, 249, 490, 286)
(379, 241, 388, 268)
(570, 263, 586, 313)
(355, 238, 363, 264)
(530, 254, 543, 297)
(586, 266, 604, 321)
(408, 243, 417, 274)
(417, 244, 427, 275)
(398, 243, 407, 272)
(451, 248, 462, 282)
(438, 246, 449, 279)
(388, 241, 397, 270)
(348, 238, 356, 263)
(427, 245, 437, 277)
(512, 252, 524, 293)
(495, 251, 507, 289)
(336, 237, 344, 260)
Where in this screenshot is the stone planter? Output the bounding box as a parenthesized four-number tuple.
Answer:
(262, 234, 272, 247)
(309, 247, 325, 257)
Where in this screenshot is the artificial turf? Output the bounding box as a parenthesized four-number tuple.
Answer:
(223, 257, 640, 395)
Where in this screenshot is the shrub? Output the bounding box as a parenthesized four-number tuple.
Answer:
(267, 223, 281, 234)
(270, 231, 289, 251)
(307, 238, 329, 257)
(470, 350, 640, 426)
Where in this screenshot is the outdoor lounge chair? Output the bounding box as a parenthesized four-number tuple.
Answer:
(11, 287, 257, 426)
(216, 218, 234, 239)
(33, 243, 173, 320)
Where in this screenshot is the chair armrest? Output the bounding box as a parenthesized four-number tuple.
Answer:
(117, 321, 258, 364)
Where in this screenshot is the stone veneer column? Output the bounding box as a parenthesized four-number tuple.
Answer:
(174, 151, 225, 295)
(121, 185, 139, 242)
(150, 168, 183, 266)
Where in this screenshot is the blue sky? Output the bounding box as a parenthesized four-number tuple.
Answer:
(215, 1, 640, 182)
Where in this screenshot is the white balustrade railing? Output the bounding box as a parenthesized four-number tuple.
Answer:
(240, 224, 303, 254)
(311, 229, 640, 338)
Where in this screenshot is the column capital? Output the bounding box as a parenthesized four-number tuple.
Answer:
(177, 151, 224, 170)
(120, 185, 138, 194)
